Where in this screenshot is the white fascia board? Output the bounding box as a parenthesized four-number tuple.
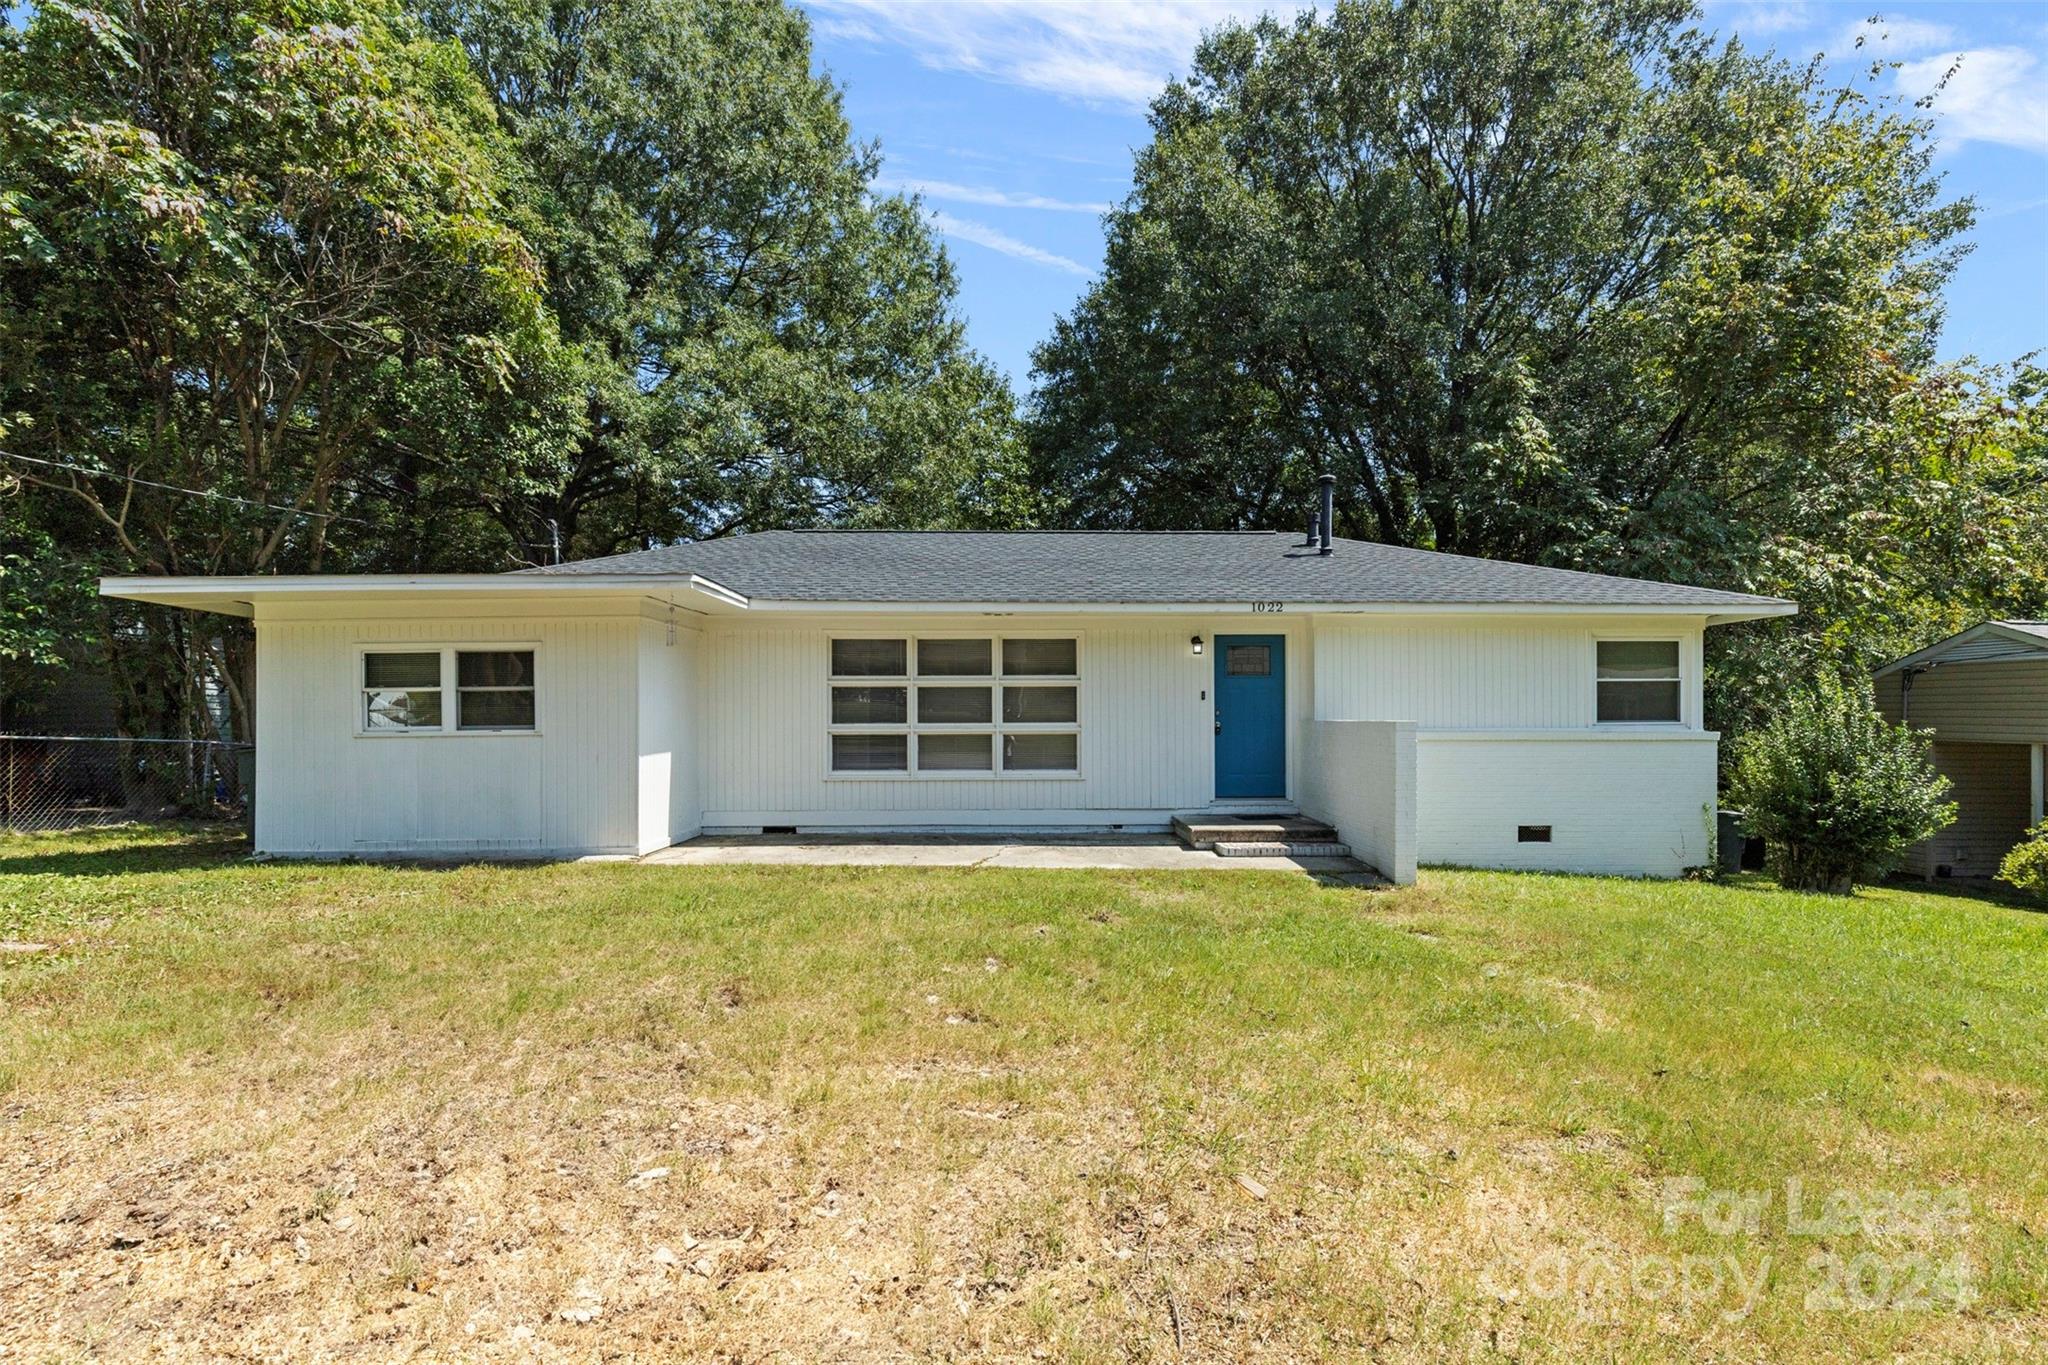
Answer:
(739, 599, 1795, 620)
(98, 572, 750, 618)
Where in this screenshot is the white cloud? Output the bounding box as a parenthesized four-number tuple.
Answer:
(876, 176, 1112, 213)
(1837, 14, 1955, 56)
(814, 14, 881, 44)
(1897, 46, 2048, 155)
(928, 210, 1094, 276)
(807, 0, 1265, 110)
(1711, 2, 1816, 38)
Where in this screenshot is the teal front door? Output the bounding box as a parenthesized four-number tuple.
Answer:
(1214, 635, 1285, 798)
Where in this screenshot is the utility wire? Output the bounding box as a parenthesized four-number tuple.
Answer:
(0, 448, 377, 527)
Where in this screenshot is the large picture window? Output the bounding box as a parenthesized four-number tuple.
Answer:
(1596, 640, 1681, 723)
(829, 635, 1080, 776)
(360, 647, 537, 734)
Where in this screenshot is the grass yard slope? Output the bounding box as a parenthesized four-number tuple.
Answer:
(2, 826, 2044, 1361)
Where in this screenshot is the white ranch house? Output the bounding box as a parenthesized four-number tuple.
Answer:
(104, 519, 1792, 882)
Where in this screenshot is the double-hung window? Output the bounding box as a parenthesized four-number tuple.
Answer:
(828, 635, 1079, 775)
(360, 647, 536, 733)
(1595, 640, 1681, 723)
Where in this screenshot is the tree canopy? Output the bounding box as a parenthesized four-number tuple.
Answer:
(420, 0, 1026, 557)
(0, 0, 573, 732)
(0, 0, 1019, 739)
(1024, 0, 2045, 728)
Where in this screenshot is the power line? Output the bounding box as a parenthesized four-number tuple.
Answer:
(0, 448, 377, 527)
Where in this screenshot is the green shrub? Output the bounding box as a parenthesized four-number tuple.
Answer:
(1726, 673, 1956, 893)
(1999, 820, 2048, 902)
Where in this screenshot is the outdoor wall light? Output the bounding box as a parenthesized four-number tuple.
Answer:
(1190, 635, 1204, 656)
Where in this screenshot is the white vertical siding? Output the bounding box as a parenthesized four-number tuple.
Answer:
(636, 614, 702, 852)
(253, 604, 641, 855)
(1311, 615, 1706, 728)
(248, 597, 1729, 875)
(698, 614, 1307, 828)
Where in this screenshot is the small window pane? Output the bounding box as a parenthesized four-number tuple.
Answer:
(832, 733, 908, 772)
(832, 638, 906, 676)
(918, 733, 993, 772)
(918, 686, 992, 724)
(364, 651, 440, 688)
(458, 650, 533, 687)
(1003, 685, 1078, 724)
(917, 638, 991, 676)
(1598, 680, 1681, 723)
(1005, 732, 1078, 771)
(1596, 641, 1679, 680)
(365, 689, 442, 730)
(1225, 644, 1272, 677)
(1002, 638, 1076, 676)
(459, 689, 535, 730)
(831, 686, 907, 724)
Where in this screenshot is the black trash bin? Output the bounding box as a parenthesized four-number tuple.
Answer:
(1716, 810, 1745, 876)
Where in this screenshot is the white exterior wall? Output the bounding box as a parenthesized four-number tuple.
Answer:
(1299, 719, 1417, 883)
(636, 615, 703, 854)
(1311, 613, 1716, 876)
(699, 613, 1309, 829)
(1413, 732, 1717, 875)
(247, 596, 1725, 874)
(1310, 615, 1706, 729)
(252, 597, 667, 857)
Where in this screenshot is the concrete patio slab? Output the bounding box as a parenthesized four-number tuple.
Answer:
(640, 833, 1385, 885)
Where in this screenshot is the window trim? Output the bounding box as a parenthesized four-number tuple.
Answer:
(355, 643, 542, 738)
(1591, 636, 1685, 727)
(825, 631, 1083, 780)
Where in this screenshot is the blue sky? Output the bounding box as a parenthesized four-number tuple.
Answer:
(802, 1, 2048, 386)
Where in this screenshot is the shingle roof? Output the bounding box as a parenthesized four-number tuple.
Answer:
(522, 530, 1789, 610)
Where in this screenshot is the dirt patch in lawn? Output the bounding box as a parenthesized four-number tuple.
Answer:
(0, 1032, 1452, 1361)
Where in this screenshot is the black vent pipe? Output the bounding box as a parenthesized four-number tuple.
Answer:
(1318, 473, 1335, 555)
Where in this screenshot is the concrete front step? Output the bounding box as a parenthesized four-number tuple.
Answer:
(1213, 840, 1352, 859)
(1172, 814, 1340, 849)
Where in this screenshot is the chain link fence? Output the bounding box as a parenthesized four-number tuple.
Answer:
(0, 736, 253, 832)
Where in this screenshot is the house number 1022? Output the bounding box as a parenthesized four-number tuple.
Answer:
(1250, 601, 1284, 613)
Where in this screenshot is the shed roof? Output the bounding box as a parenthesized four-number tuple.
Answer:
(1875, 621, 2048, 676)
(523, 530, 1790, 613)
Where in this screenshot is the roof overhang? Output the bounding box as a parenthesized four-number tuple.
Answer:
(1875, 621, 2048, 677)
(99, 576, 1792, 625)
(99, 573, 750, 618)
(732, 598, 1797, 622)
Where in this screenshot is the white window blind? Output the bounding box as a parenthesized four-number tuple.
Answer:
(1596, 641, 1680, 723)
(828, 635, 1080, 776)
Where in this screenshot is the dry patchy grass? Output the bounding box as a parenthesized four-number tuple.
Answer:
(1, 826, 2044, 1361)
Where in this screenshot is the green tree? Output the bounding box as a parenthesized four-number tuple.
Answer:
(0, 0, 572, 737)
(1998, 821, 2048, 904)
(1708, 361, 2048, 743)
(1026, 0, 1969, 583)
(420, 0, 1026, 558)
(1725, 673, 1955, 893)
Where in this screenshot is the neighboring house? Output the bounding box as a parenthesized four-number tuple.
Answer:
(102, 513, 1792, 880)
(1876, 622, 2048, 880)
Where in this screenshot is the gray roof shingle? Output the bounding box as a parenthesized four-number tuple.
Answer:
(523, 530, 1788, 609)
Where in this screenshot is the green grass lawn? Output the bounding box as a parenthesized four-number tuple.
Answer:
(2, 826, 2043, 1360)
